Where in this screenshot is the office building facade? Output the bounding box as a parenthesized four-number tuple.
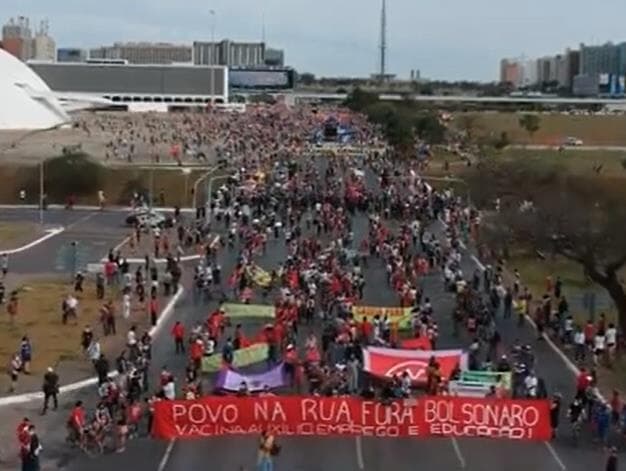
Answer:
(193, 40, 265, 67)
(89, 42, 192, 64)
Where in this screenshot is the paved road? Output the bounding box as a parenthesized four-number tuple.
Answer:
(0, 209, 130, 274)
(0, 164, 617, 471)
(512, 144, 626, 152)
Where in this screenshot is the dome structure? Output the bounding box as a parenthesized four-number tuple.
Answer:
(0, 49, 69, 130)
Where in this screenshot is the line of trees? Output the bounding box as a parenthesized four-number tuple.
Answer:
(344, 88, 446, 158)
(466, 156, 626, 334)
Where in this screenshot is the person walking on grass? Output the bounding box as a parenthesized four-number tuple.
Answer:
(20, 336, 32, 375)
(8, 352, 22, 393)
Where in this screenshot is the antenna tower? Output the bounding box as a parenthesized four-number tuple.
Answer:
(379, 0, 387, 82)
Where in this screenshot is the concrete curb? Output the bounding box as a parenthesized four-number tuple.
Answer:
(98, 235, 219, 265)
(0, 285, 185, 407)
(1, 227, 64, 255)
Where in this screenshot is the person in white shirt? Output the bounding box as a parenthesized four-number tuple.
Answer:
(573, 327, 586, 362)
(606, 323, 618, 363)
(163, 378, 176, 400)
(127, 327, 137, 348)
(122, 293, 131, 320)
(524, 372, 538, 398)
(87, 339, 101, 363)
(593, 331, 606, 366)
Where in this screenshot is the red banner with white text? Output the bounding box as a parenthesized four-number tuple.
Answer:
(362, 347, 467, 385)
(152, 396, 551, 441)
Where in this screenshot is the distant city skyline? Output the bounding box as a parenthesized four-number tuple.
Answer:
(4, 0, 626, 81)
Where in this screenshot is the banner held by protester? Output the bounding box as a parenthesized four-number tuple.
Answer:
(152, 395, 552, 441)
(202, 343, 269, 373)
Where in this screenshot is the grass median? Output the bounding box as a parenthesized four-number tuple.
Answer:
(0, 277, 151, 393)
(0, 222, 43, 251)
(457, 112, 626, 146)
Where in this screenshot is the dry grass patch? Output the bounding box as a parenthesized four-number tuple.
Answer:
(0, 278, 151, 391)
(456, 112, 626, 146)
(0, 222, 43, 251)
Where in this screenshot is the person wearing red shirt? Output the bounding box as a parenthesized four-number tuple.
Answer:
(190, 339, 204, 373)
(576, 368, 592, 398)
(16, 417, 30, 458)
(171, 321, 185, 354)
(360, 317, 373, 344)
(67, 401, 86, 443)
(583, 321, 595, 348)
(149, 296, 159, 327)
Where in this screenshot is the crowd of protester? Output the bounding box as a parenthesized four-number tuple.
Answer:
(10, 104, 623, 471)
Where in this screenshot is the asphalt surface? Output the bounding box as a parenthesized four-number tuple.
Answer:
(0, 161, 619, 471)
(0, 208, 130, 274)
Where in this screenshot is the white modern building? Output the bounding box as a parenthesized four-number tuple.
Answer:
(0, 47, 68, 129)
(0, 49, 110, 130)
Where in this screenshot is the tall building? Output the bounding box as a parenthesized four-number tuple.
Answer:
(579, 42, 622, 76)
(518, 59, 538, 87)
(499, 58, 521, 86)
(89, 42, 192, 64)
(193, 40, 265, 67)
(2, 16, 32, 60)
(31, 20, 55, 61)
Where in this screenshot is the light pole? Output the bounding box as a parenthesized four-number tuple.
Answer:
(149, 167, 155, 210)
(39, 160, 44, 225)
(209, 9, 216, 105)
(181, 167, 192, 207)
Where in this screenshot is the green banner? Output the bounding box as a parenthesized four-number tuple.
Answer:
(202, 343, 269, 373)
(221, 303, 275, 319)
(460, 371, 512, 390)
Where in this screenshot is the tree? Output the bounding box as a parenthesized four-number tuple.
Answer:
(24, 152, 105, 201)
(344, 87, 379, 112)
(297, 72, 316, 86)
(518, 114, 541, 143)
(413, 112, 446, 145)
(467, 158, 626, 335)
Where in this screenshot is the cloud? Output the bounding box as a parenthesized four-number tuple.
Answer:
(4, 0, 626, 80)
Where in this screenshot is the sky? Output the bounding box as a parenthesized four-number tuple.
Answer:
(4, 0, 626, 81)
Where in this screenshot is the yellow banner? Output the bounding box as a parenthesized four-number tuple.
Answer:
(247, 264, 272, 288)
(221, 303, 275, 319)
(202, 343, 269, 373)
(351, 305, 412, 330)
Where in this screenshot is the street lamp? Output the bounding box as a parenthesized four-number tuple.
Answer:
(209, 9, 216, 105)
(206, 174, 230, 224)
(39, 160, 44, 225)
(181, 167, 192, 207)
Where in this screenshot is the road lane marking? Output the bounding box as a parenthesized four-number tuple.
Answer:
(66, 211, 98, 230)
(157, 439, 176, 471)
(1, 227, 64, 254)
(470, 255, 485, 271)
(450, 437, 466, 468)
(355, 436, 365, 470)
(544, 442, 566, 471)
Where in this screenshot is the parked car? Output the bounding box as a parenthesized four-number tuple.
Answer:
(125, 208, 173, 229)
(564, 136, 583, 146)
